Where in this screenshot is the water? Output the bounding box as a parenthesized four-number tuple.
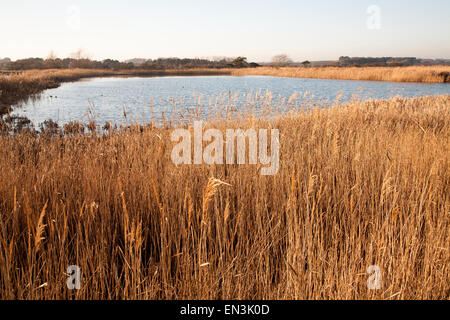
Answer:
(10, 75, 450, 126)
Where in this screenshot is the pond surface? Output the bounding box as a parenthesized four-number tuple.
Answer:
(10, 75, 450, 126)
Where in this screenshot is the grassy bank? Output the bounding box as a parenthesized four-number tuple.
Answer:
(232, 65, 450, 83)
(0, 95, 448, 299)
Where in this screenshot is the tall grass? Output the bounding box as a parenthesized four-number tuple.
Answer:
(0, 95, 448, 299)
(232, 66, 450, 83)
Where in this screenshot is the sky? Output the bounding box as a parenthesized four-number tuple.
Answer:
(1, 0, 449, 62)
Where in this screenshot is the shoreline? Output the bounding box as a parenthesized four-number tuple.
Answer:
(232, 66, 450, 83)
(0, 68, 233, 116)
(1, 66, 449, 116)
(3, 93, 449, 135)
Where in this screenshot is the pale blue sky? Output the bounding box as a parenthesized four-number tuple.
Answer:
(1, 0, 449, 62)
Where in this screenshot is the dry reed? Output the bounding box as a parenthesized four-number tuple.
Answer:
(232, 66, 450, 83)
(0, 95, 448, 299)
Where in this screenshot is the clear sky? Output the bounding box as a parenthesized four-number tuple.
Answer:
(1, 0, 449, 62)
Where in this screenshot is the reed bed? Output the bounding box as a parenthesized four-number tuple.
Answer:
(0, 95, 448, 299)
(232, 66, 450, 83)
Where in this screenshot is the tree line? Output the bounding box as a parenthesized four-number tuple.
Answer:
(0, 56, 260, 71)
(337, 56, 450, 67)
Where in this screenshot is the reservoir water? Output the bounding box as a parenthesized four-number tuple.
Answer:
(10, 75, 450, 126)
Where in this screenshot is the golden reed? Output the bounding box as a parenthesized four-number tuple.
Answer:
(232, 65, 450, 83)
(0, 95, 448, 299)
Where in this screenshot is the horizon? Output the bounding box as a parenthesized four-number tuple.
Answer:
(1, 0, 450, 62)
(2, 55, 450, 65)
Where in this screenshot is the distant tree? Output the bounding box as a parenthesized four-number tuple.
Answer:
(271, 54, 293, 67)
(9, 58, 45, 70)
(231, 57, 249, 68)
(46, 50, 58, 60)
(124, 58, 147, 66)
(69, 59, 102, 69)
(212, 56, 229, 62)
(43, 50, 63, 69)
(70, 48, 92, 60)
(141, 60, 165, 70)
(102, 59, 121, 70)
(301, 60, 311, 67)
(44, 58, 64, 69)
(0, 57, 11, 69)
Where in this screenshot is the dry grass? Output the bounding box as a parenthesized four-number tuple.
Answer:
(232, 66, 450, 83)
(0, 95, 449, 299)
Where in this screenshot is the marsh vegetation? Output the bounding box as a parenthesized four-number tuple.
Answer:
(0, 95, 448, 299)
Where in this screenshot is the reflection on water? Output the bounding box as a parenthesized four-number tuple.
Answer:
(10, 75, 450, 126)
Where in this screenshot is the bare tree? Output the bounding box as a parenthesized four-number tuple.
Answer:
(46, 50, 58, 60)
(271, 54, 293, 67)
(70, 48, 92, 60)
